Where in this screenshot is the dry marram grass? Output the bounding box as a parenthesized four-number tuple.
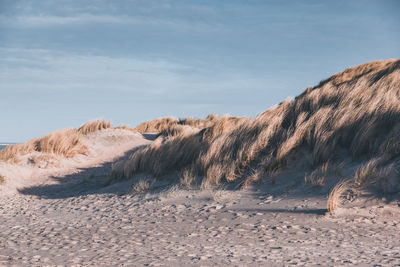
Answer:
(37, 129, 87, 158)
(77, 120, 111, 135)
(135, 117, 178, 134)
(354, 160, 379, 187)
(134, 114, 239, 137)
(304, 162, 344, 187)
(327, 180, 351, 212)
(0, 120, 112, 164)
(112, 59, 400, 194)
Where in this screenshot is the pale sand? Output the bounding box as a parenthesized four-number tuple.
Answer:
(1, 129, 399, 266)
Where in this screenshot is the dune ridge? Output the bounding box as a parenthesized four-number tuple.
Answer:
(0, 120, 113, 164)
(134, 114, 246, 137)
(112, 59, 400, 210)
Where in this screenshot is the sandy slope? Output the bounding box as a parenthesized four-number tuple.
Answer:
(1, 129, 400, 266)
(0, 129, 152, 196)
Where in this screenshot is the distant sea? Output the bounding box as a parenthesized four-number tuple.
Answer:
(0, 143, 15, 150)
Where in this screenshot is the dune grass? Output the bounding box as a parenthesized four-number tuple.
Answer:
(135, 117, 178, 134)
(0, 120, 113, 164)
(327, 180, 351, 213)
(134, 114, 244, 138)
(112, 59, 400, 195)
(134, 115, 216, 134)
(77, 120, 111, 135)
(37, 129, 87, 158)
(112, 115, 248, 181)
(0, 174, 5, 185)
(353, 160, 379, 187)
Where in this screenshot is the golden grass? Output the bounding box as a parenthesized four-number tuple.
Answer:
(111, 59, 400, 193)
(77, 120, 111, 135)
(135, 117, 179, 134)
(0, 174, 5, 185)
(305, 172, 326, 187)
(0, 119, 112, 164)
(0, 144, 28, 163)
(321, 59, 397, 86)
(327, 180, 351, 213)
(134, 114, 238, 138)
(354, 160, 379, 187)
(111, 115, 247, 181)
(37, 129, 87, 157)
(159, 124, 190, 137)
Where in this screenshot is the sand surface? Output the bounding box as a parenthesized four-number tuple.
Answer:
(1, 130, 400, 266)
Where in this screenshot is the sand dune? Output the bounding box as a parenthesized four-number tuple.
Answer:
(0, 59, 400, 265)
(0, 126, 150, 195)
(112, 59, 400, 210)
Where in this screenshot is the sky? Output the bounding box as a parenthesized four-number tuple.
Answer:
(1, 0, 399, 142)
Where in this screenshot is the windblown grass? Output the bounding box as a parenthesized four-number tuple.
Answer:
(353, 160, 379, 187)
(77, 120, 111, 135)
(0, 142, 35, 163)
(0, 120, 112, 164)
(112, 59, 400, 195)
(304, 162, 344, 187)
(327, 180, 351, 213)
(112, 115, 247, 181)
(37, 129, 87, 157)
(134, 114, 237, 137)
(135, 117, 178, 134)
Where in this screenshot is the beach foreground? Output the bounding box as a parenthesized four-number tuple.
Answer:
(0, 130, 399, 266)
(1, 186, 399, 266)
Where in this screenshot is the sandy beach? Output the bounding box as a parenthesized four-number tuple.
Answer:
(1, 129, 399, 266)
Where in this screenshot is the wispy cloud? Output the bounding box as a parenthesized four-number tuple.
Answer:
(0, 47, 189, 94)
(0, 13, 222, 32)
(0, 47, 275, 98)
(2, 14, 127, 26)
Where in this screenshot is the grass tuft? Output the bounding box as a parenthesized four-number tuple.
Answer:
(132, 179, 151, 193)
(354, 160, 379, 187)
(305, 162, 344, 187)
(77, 120, 111, 135)
(327, 180, 351, 213)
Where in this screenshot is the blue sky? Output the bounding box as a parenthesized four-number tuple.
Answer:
(1, 0, 399, 142)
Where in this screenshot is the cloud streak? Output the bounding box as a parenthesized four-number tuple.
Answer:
(0, 13, 222, 32)
(0, 47, 276, 98)
(0, 48, 187, 94)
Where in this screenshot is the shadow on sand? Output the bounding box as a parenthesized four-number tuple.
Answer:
(233, 207, 327, 215)
(18, 143, 149, 199)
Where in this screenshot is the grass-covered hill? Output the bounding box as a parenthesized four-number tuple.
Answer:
(112, 59, 400, 211)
